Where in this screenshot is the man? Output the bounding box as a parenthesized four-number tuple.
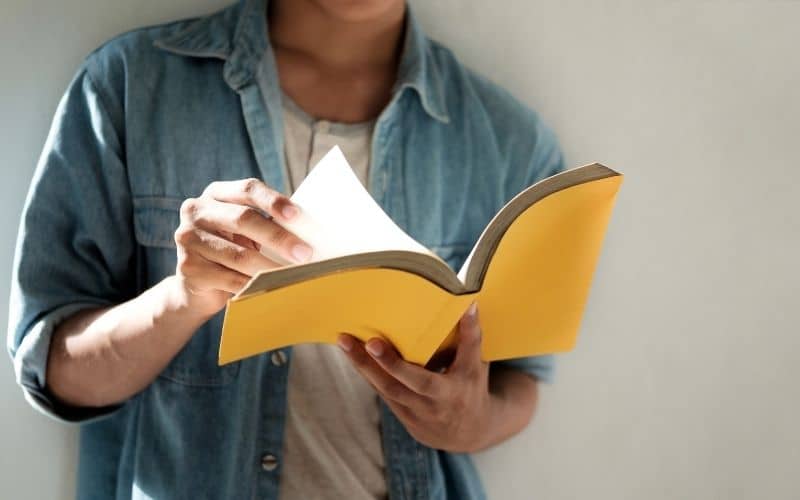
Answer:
(8, 0, 564, 498)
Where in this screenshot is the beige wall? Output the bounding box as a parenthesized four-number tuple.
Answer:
(2, 1, 798, 498)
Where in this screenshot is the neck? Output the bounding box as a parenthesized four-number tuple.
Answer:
(268, 0, 406, 71)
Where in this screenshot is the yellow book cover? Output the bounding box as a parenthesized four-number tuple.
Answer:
(219, 146, 622, 366)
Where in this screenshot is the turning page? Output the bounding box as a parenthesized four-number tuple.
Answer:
(265, 146, 433, 264)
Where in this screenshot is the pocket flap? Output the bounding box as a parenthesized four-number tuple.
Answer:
(132, 196, 183, 248)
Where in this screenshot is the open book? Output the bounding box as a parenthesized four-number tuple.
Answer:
(219, 146, 622, 366)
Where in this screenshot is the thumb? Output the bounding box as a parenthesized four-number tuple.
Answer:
(451, 302, 483, 374)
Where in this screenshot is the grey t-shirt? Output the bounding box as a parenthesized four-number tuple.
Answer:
(277, 93, 386, 500)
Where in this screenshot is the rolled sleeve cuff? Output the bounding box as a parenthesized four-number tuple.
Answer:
(493, 354, 556, 384)
(12, 302, 123, 423)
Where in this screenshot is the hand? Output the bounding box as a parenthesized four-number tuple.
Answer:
(338, 303, 496, 453)
(172, 178, 313, 314)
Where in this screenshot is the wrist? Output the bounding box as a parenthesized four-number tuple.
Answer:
(472, 391, 506, 452)
(453, 391, 501, 454)
(160, 275, 225, 321)
(479, 370, 539, 451)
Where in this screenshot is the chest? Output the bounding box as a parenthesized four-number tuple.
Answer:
(125, 76, 505, 286)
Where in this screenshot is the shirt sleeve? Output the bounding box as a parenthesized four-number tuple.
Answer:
(6, 61, 137, 422)
(491, 116, 566, 383)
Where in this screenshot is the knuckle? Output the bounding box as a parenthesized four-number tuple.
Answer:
(241, 178, 262, 196)
(176, 252, 194, 276)
(229, 246, 250, 265)
(418, 374, 435, 395)
(267, 226, 290, 247)
(470, 330, 483, 347)
(173, 224, 195, 247)
(460, 363, 477, 379)
(229, 274, 247, 291)
(267, 194, 288, 214)
(233, 206, 259, 229)
(179, 198, 200, 220)
(469, 364, 485, 382)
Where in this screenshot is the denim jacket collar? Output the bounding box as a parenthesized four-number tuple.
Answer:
(152, 0, 449, 122)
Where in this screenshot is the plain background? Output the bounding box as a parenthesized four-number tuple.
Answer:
(1, 1, 798, 499)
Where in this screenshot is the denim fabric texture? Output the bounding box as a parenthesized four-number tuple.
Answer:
(7, 0, 564, 498)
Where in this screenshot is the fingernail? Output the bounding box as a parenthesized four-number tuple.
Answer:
(282, 204, 298, 219)
(291, 243, 313, 263)
(366, 339, 384, 357)
(337, 334, 353, 352)
(467, 302, 478, 318)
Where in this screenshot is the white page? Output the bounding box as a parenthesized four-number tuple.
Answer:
(265, 146, 433, 264)
(456, 246, 476, 284)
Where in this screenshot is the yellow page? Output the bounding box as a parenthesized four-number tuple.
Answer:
(220, 163, 622, 366)
(476, 175, 622, 360)
(219, 268, 463, 366)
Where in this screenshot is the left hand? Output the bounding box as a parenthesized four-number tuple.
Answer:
(338, 302, 493, 453)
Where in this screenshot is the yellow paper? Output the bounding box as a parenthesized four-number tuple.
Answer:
(219, 174, 622, 366)
(476, 175, 621, 360)
(220, 268, 475, 365)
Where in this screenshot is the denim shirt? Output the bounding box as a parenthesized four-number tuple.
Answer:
(7, 1, 564, 498)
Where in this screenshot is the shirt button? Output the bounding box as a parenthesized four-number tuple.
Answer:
(270, 350, 287, 367)
(261, 454, 279, 472)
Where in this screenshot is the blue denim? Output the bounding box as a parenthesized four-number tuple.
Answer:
(7, 0, 564, 498)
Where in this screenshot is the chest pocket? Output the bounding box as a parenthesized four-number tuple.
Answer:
(132, 196, 240, 386)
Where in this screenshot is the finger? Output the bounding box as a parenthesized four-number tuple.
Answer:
(218, 229, 261, 252)
(202, 178, 298, 222)
(176, 250, 250, 294)
(450, 302, 486, 375)
(231, 232, 261, 251)
(185, 227, 281, 277)
(364, 337, 442, 397)
(338, 334, 431, 408)
(185, 198, 313, 264)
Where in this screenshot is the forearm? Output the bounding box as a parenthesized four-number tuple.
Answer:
(40, 179, 303, 409)
(477, 366, 540, 451)
(46, 276, 215, 408)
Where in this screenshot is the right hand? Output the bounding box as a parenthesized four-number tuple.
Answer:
(172, 178, 313, 314)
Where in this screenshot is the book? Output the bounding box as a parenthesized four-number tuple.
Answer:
(218, 146, 622, 366)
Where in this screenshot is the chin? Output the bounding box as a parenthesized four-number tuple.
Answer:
(310, 0, 405, 23)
